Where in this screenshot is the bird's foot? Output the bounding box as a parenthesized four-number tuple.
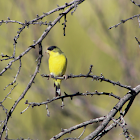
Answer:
(50, 74, 54, 78)
(47, 74, 54, 80)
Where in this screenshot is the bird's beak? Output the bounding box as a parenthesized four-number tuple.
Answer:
(45, 50, 49, 54)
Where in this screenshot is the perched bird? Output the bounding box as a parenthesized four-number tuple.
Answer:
(46, 46, 67, 96)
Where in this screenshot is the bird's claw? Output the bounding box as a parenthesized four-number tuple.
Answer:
(47, 74, 54, 80)
(50, 74, 54, 78)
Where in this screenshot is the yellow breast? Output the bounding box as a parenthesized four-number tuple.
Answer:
(48, 51, 67, 77)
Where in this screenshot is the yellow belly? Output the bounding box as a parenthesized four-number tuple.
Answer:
(49, 53, 67, 77)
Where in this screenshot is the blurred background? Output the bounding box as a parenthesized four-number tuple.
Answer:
(0, 0, 140, 139)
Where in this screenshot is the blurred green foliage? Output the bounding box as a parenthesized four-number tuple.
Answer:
(0, 0, 140, 139)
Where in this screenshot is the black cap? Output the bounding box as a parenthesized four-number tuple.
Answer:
(47, 46, 57, 51)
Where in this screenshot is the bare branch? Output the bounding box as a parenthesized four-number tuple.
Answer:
(78, 126, 86, 139)
(41, 72, 133, 91)
(122, 95, 135, 116)
(108, 14, 140, 30)
(0, 1, 85, 139)
(0, 43, 43, 139)
(0, 0, 84, 76)
(1, 83, 18, 103)
(4, 59, 21, 90)
(83, 85, 140, 140)
(0, 0, 139, 139)
(25, 91, 120, 109)
(0, 19, 24, 25)
(135, 36, 140, 48)
(95, 98, 136, 140)
(130, 0, 140, 7)
(30, 1, 84, 48)
(0, 48, 31, 76)
(20, 105, 31, 114)
(50, 117, 105, 140)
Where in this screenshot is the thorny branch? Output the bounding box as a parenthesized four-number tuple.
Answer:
(0, 43, 43, 139)
(24, 91, 121, 108)
(94, 96, 136, 140)
(4, 59, 21, 90)
(83, 85, 140, 140)
(1, 84, 18, 104)
(108, 14, 140, 30)
(0, 0, 84, 73)
(50, 117, 105, 140)
(1, 0, 140, 139)
(0, 1, 85, 139)
(23, 66, 139, 139)
(23, 82, 139, 140)
(41, 68, 134, 91)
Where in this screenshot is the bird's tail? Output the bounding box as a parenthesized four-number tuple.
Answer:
(54, 80, 61, 96)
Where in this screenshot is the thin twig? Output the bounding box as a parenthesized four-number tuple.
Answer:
(4, 59, 21, 90)
(1, 83, 18, 103)
(108, 14, 140, 30)
(78, 126, 86, 139)
(20, 105, 31, 114)
(130, 0, 140, 7)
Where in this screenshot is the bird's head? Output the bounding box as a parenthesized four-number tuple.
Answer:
(46, 46, 63, 56)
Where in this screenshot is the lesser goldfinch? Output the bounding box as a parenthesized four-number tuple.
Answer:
(46, 46, 67, 96)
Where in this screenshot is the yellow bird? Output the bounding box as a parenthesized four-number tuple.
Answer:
(46, 46, 67, 96)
